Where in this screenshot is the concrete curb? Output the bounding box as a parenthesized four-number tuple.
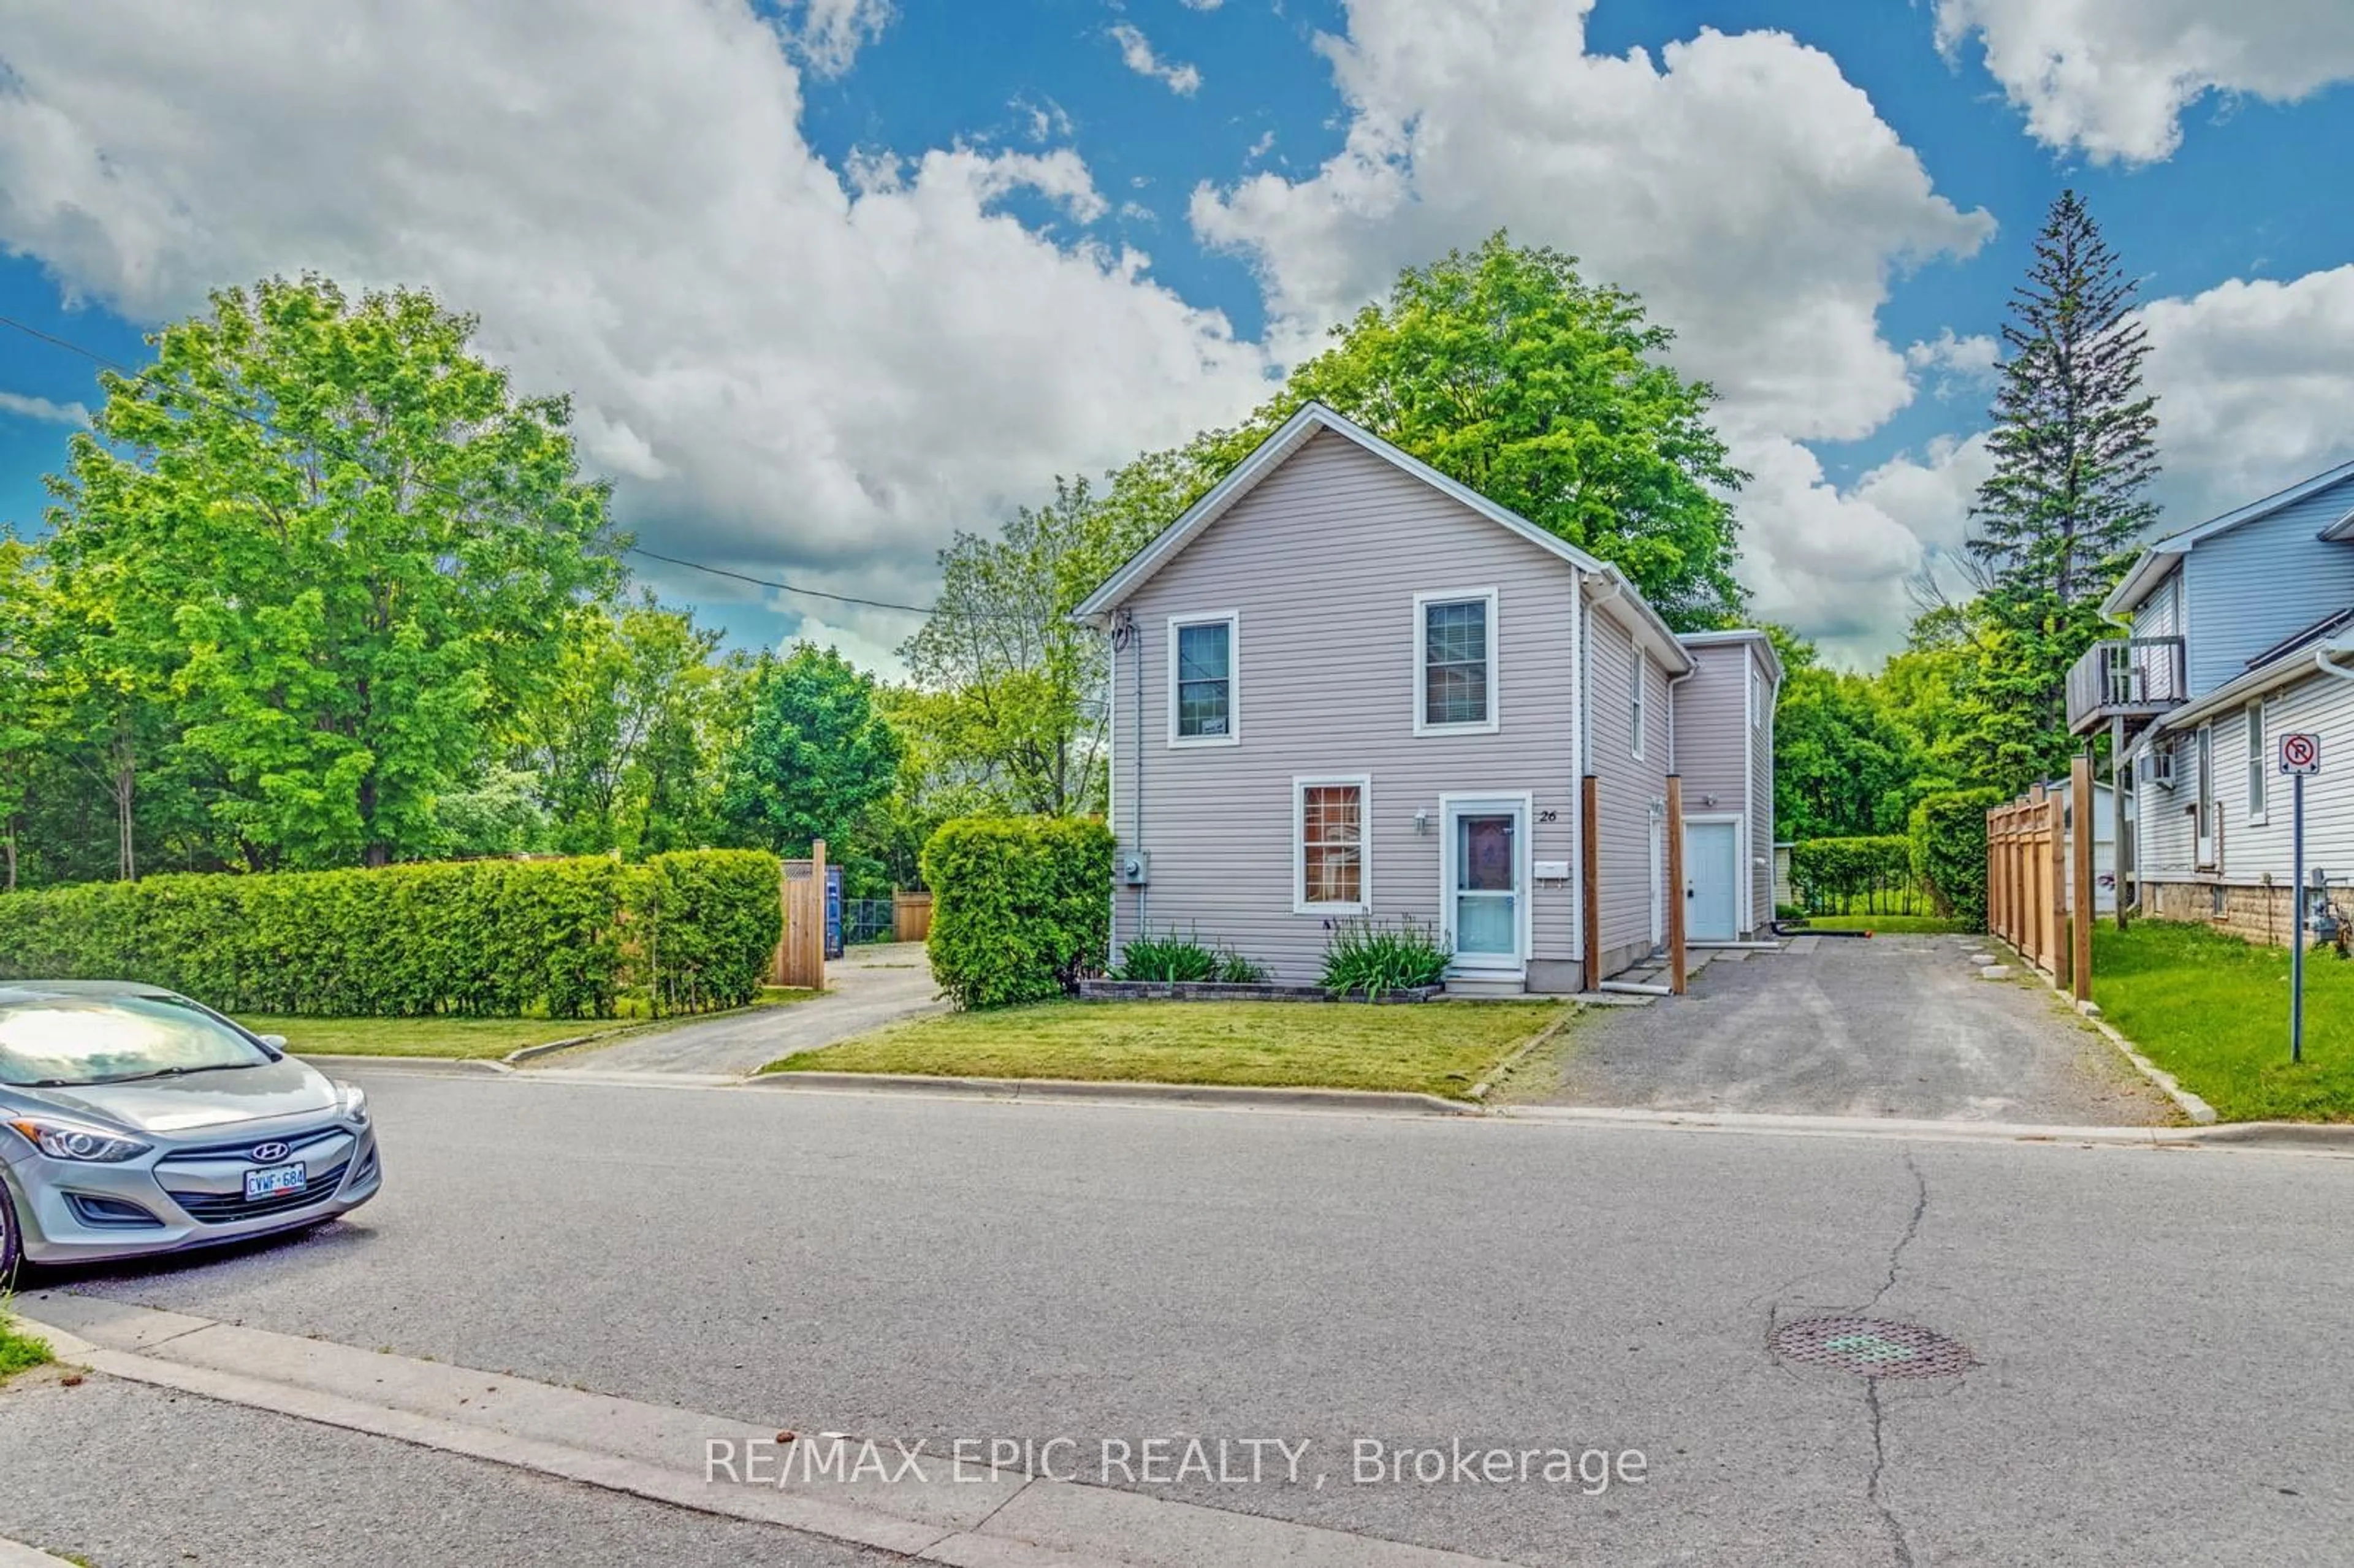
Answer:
(0, 1538, 78, 1568)
(11, 1294, 1507, 1568)
(291, 1054, 512, 1075)
(1496, 1104, 2209, 1146)
(1468, 1004, 1581, 1101)
(743, 1071, 1479, 1117)
(1987, 937, 2220, 1125)
(2187, 1121, 2354, 1149)
(501, 1032, 617, 1065)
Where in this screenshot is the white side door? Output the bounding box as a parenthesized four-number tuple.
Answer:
(1685, 820, 1740, 942)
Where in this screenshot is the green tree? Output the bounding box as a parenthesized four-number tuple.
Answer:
(0, 538, 50, 890)
(722, 644, 903, 859)
(1258, 234, 1746, 626)
(1963, 190, 2160, 790)
(519, 593, 729, 856)
(1775, 666, 1938, 840)
(899, 478, 1130, 816)
(42, 275, 621, 869)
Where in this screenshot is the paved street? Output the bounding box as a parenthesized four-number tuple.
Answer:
(0, 1370, 897, 1568)
(543, 942, 942, 1075)
(24, 1066, 2352, 1566)
(1553, 934, 2176, 1124)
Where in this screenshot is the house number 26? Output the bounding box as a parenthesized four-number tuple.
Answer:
(1537, 809, 1558, 823)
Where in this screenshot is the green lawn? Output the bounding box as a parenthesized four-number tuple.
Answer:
(1802, 914, 1977, 935)
(767, 999, 1572, 1100)
(242, 987, 818, 1059)
(0, 1307, 51, 1382)
(2093, 921, 2354, 1122)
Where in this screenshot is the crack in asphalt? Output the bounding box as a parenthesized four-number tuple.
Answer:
(1863, 1380, 1915, 1568)
(1865, 1147, 1928, 1312)
(1862, 1146, 1927, 1566)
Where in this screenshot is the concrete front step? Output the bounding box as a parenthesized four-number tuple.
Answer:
(1443, 975, 1528, 999)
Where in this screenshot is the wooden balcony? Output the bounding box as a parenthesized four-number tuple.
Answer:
(2065, 637, 2185, 737)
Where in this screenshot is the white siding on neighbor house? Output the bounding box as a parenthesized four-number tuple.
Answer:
(1584, 606, 1672, 969)
(1108, 428, 1583, 984)
(2213, 674, 2354, 883)
(2180, 480, 2354, 695)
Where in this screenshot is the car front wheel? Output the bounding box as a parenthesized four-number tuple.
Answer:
(0, 1178, 21, 1283)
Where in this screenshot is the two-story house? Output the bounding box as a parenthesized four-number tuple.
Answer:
(1072, 402, 1779, 994)
(2071, 458, 2354, 944)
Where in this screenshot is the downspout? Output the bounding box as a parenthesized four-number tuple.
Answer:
(2317, 639, 2354, 682)
(1568, 569, 1586, 984)
(1131, 610, 1146, 936)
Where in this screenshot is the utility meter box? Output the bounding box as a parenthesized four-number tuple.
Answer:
(1119, 850, 1151, 886)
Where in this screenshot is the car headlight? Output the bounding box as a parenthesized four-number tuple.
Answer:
(337, 1082, 369, 1127)
(7, 1117, 152, 1163)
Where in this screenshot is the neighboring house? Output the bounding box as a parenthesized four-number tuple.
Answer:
(2074, 459, 2354, 945)
(1072, 402, 1780, 994)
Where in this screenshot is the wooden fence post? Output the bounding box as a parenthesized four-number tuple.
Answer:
(2047, 784, 2070, 991)
(2071, 753, 2095, 1002)
(1666, 775, 1687, 996)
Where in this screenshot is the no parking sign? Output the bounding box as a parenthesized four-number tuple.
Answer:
(2282, 731, 2321, 1063)
(2280, 733, 2321, 774)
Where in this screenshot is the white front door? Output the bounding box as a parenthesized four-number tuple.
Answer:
(1685, 819, 1740, 942)
(1441, 797, 1528, 971)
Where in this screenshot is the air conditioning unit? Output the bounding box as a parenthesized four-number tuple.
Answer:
(2143, 745, 2176, 790)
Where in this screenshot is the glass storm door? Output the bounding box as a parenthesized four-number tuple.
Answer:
(1445, 801, 1525, 970)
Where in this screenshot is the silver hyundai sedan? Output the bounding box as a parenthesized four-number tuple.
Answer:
(0, 981, 381, 1275)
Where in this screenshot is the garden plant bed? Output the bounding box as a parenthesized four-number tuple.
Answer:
(1076, 979, 1444, 1003)
(766, 998, 1569, 1098)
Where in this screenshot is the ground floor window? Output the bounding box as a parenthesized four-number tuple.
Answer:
(1295, 776, 1368, 911)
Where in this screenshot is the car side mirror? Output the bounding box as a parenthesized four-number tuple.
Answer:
(257, 1033, 288, 1051)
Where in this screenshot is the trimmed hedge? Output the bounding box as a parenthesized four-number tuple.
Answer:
(922, 816, 1114, 1010)
(1788, 835, 1918, 914)
(0, 850, 782, 1019)
(1909, 789, 2006, 930)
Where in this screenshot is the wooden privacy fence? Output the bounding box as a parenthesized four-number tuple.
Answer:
(773, 839, 827, 990)
(1986, 756, 2095, 1002)
(892, 891, 933, 943)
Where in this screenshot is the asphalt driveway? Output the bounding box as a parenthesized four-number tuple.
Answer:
(1549, 932, 2177, 1124)
(539, 942, 943, 1076)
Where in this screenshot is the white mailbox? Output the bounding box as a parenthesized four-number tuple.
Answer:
(1533, 859, 1571, 881)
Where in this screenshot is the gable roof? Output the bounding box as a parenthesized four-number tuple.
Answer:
(2103, 458, 2354, 617)
(1070, 400, 1692, 671)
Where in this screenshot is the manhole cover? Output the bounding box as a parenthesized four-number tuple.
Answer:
(1770, 1317, 1976, 1380)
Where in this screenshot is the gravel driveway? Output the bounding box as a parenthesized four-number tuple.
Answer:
(539, 942, 943, 1076)
(1548, 932, 2176, 1124)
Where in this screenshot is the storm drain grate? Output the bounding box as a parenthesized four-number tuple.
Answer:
(1770, 1317, 1976, 1380)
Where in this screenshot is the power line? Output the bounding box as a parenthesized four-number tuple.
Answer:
(0, 311, 939, 618)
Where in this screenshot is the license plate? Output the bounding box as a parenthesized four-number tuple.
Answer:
(245, 1163, 307, 1200)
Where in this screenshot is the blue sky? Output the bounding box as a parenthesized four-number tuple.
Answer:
(5, 0, 2353, 666)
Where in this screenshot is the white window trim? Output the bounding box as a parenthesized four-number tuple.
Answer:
(1631, 650, 1647, 761)
(1412, 588, 1501, 737)
(2245, 699, 2268, 826)
(2195, 721, 2218, 870)
(1293, 773, 1372, 915)
(1166, 610, 1241, 748)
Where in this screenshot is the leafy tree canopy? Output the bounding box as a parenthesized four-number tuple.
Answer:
(42, 275, 622, 868)
(722, 643, 904, 858)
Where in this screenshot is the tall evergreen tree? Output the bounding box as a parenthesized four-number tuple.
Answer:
(1963, 189, 2160, 788)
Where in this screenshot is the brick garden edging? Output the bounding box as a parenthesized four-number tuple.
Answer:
(1075, 980, 1445, 1004)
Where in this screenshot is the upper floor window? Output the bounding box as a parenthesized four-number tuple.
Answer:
(1414, 588, 1499, 735)
(1631, 650, 1647, 760)
(2246, 700, 2267, 823)
(1168, 612, 1238, 746)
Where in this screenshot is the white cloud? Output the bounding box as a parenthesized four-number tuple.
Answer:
(780, 0, 896, 77)
(1935, 0, 2354, 164)
(1905, 329, 2000, 398)
(1109, 23, 1203, 96)
(0, 389, 92, 427)
(1011, 94, 1075, 144)
(0, 0, 1271, 647)
(2138, 264, 2354, 516)
(1179, 0, 1225, 10)
(1190, 0, 1994, 656)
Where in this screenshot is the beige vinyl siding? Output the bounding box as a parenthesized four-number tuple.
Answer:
(1110, 428, 1582, 984)
(1585, 603, 1672, 970)
(1751, 645, 1776, 931)
(1670, 644, 1745, 809)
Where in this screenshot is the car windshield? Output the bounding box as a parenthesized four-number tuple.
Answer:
(0, 994, 271, 1087)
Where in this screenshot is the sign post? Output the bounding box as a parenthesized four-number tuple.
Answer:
(2281, 733, 2322, 1064)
